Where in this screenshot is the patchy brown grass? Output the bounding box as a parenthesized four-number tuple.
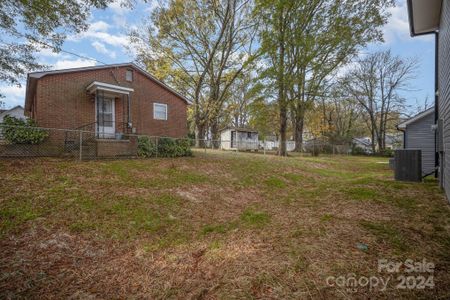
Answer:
(0, 150, 449, 299)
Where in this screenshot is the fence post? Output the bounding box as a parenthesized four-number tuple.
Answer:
(155, 137, 159, 158)
(204, 139, 206, 153)
(263, 139, 266, 155)
(79, 131, 83, 161)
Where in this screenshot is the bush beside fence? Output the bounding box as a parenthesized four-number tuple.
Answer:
(137, 137, 192, 158)
(0, 123, 385, 160)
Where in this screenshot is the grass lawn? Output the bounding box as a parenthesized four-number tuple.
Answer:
(1, 150, 449, 298)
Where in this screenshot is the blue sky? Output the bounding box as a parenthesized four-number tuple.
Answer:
(0, 0, 435, 114)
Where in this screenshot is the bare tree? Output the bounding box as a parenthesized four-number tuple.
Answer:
(342, 50, 417, 153)
(284, 0, 394, 152)
(319, 94, 364, 143)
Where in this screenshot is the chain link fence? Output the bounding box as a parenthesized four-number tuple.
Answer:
(0, 124, 355, 160)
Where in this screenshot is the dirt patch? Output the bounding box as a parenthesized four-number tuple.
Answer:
(176, 187, 206, 203)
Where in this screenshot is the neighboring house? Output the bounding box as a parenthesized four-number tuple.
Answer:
(385, 133, 404, 150)
(23, 63, 189, 156)
(352, 137, 373, 154)
(0, 106, 25, 139)
(397, 108, 435, 176)
(220, 127, 259, 150)
(407, 0, 450, 199)
(259, 136, 296, 152)
(24, 63, 189, 137)
(0, 105, 25, 123)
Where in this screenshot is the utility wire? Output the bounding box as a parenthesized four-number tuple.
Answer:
(4, 29, 109, 66)
(32, 39, 109, 66)
(2, 0, 109, 66)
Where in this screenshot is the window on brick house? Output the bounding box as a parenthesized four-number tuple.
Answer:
(154, 103, 168, 120)
(126, 70, 133, 82)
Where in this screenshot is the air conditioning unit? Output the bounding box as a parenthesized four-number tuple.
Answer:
(394, 149, 422, 182)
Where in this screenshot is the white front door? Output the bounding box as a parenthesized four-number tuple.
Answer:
(96, 96, 115, 138)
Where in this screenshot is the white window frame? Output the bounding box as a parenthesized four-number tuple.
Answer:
(125, 69, 133, 82)
(153, 103, 168, 120)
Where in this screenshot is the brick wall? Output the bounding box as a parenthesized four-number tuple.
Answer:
(96, 139, 138, 157)
(33, 66, 188, 138)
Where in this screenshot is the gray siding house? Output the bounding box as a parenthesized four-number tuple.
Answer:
(398, 108, 435, 175)
(407, 0, 450, 200)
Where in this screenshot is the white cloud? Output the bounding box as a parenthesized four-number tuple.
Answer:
(69, 21, 129, 49)
(89, 31, 129, 48)
(0, 84, 26, 108)
(382, 3, 409, 43)
(109, 2, 132, 15)
(91, 41, 117, 59)
(52, 58, 97, 70)
(383, 1, 433, 43)
(108, 2, 133, 27)
(112, 14, 127, 28)
(89, 21, 110, 32)
(144, 0, 159, 13)
(37, 47, 59, 57)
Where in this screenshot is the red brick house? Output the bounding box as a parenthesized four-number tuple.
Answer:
(23, 63, 189, 157)
(25, 63, 189, 157)
(21, 63, 189, 158)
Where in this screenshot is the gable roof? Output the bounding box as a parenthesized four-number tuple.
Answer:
(352, 137, 371, 147)
(221, 127, 258, 133)
(0, 105, 24, 117)
(397, 107, 434, 130)
(407, 0, 442, 36)
(24, 62, 190, 112)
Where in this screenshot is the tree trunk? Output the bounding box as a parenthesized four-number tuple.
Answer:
(278, 8, 287, 157)
(370, 126, 376, 154)
(195, 123, 206, 148)
(377, 135, 384, 153)
(279, 104, 287, 156)
(293, 106, 305, 152)
(210, 119, 220, 149)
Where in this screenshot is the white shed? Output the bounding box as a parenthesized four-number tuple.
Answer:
(220, 127, 259, 150)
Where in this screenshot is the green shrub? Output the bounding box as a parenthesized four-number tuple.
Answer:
(2, 115, 48, 144)
(176, 139, 193, 157)
(157, 137, 178, 157)
(137, 136, 192, 158)
(351, 146, 368, 156)
(379, 148, 394, 157)
(157, 137, 193, 157)
(137, 136, 157, 157)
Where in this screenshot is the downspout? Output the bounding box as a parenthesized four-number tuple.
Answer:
(396, 125, 406, 149)
(128, 93, 132, 132)
(403, 130, 406, 149)
(435, 32, 439, 178)
(95, 89, 98, 138)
